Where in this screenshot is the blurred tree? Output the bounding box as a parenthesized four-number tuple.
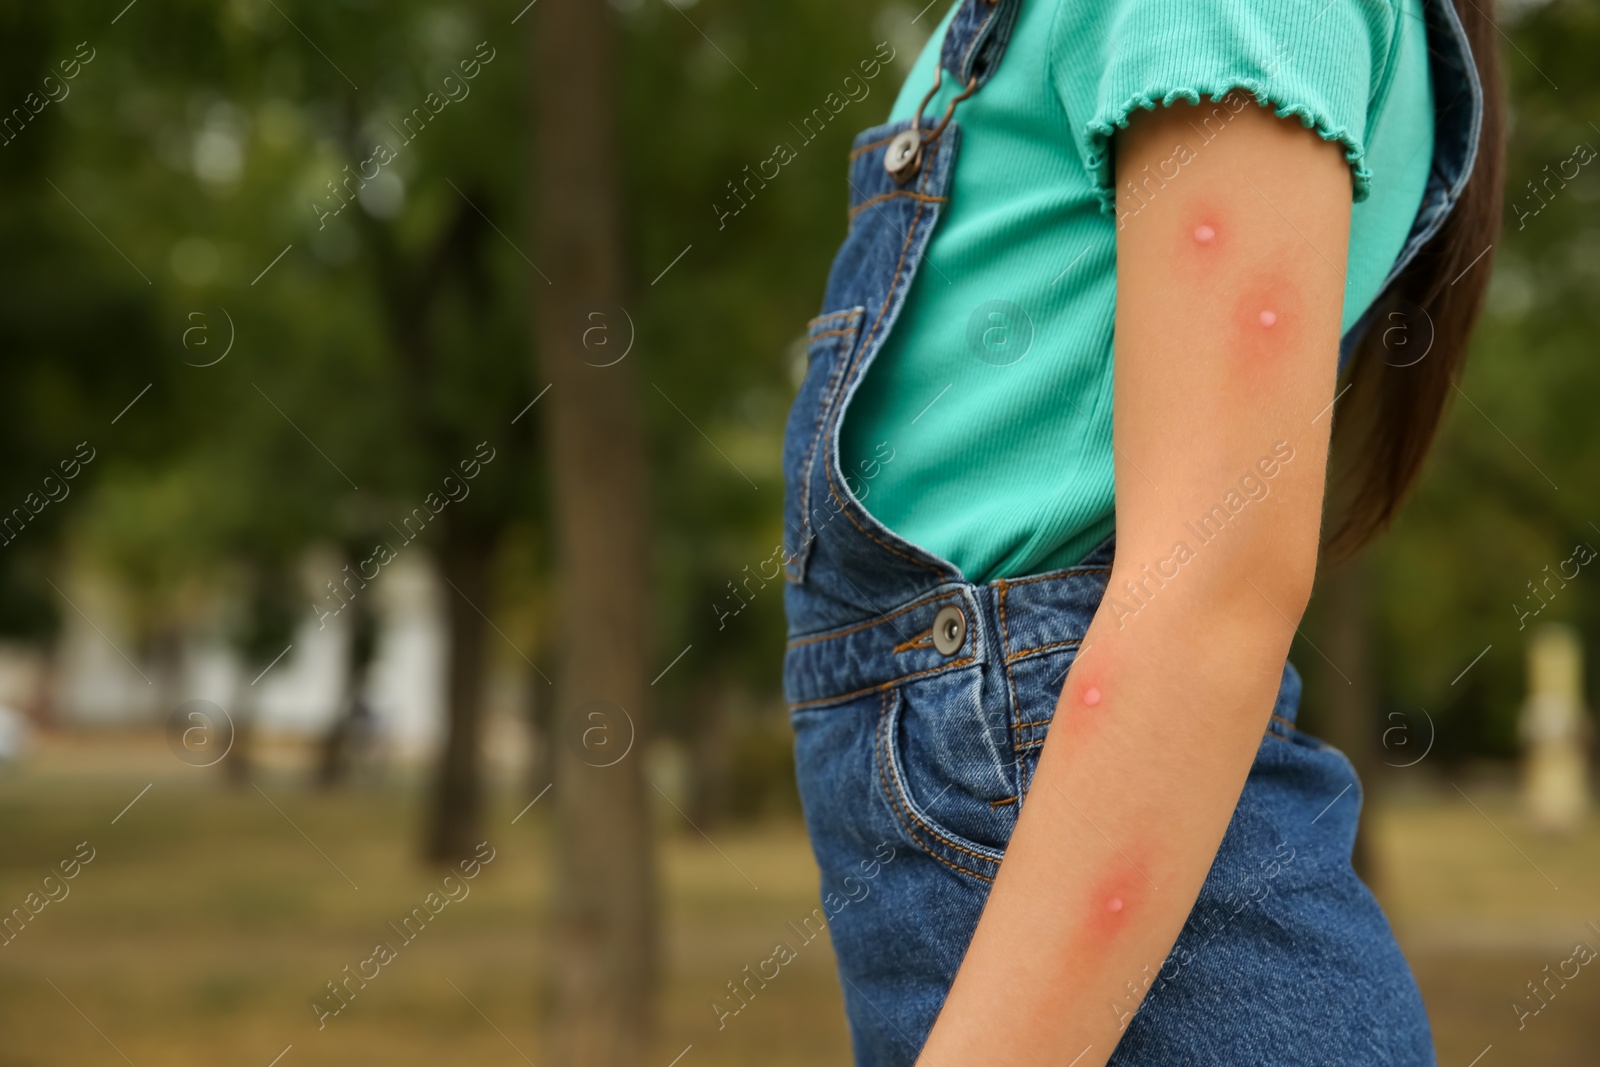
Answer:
(0, 6, 172, 654)
(1365, 0, 1600, 763)
(225, 556, 301, 784)
(316, 583, 377, 788)
(533, 1, 656, 1062)
(3, 1, 548, 863)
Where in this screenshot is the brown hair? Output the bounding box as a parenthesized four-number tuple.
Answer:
(1323, 0, 1506, 561)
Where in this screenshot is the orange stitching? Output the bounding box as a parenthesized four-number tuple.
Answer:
(1014, 717, 1055, 729)
(989, 796, 1018, 808)
(808, 326, 859, 342)
(1005, 638, 1083, 662)
(1000, 566, 1113, 590)
(787, 652, 977, 711)
(892, 628, 934, 654)
(807, 308, 865, 337)
(996, 578, 1025, 753)
(795, 364, 838, 554)
(786, 590, 958, 649)
(957, 4, 999, 80)
(848, 132, 900, 161)
(877, 729, 972, 880)
(828, 476, 948, 575)
(795, 316, 859, 560)
(849, 190, 949, 218)
(875, 692, 994, 884)
(870, 694, 992, 883)
(887, 728, 999, 867)
(806, 308, 862, 331)
(996, 578, 1013, 655)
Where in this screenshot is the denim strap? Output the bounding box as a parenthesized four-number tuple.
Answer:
(1337, 0, 1485, 373)
(937, 0, 1026, 91)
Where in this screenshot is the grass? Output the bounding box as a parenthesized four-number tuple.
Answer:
(0, 735, 1596, 1065)
(0, 734, 851, 1067)
(1376, 784, 1600, 1066)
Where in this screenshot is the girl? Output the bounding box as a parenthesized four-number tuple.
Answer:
(781, 0, 1502, 1063)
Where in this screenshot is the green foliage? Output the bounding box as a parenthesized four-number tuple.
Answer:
(0, 0, 1590, 762)
(1, 0, 546, 649)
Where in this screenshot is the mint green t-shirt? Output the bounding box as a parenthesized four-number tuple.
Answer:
(840, 0, 1434, 583)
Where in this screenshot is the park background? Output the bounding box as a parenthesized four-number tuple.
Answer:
(0, 0, 1597, 1063)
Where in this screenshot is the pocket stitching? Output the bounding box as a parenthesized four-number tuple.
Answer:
(874, 688, 1002, 884)
(996, 578, 1024, 753)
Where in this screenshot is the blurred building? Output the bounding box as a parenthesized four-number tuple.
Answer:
(49, 549, 451, 761)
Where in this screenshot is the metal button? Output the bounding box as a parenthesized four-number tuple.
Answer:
(884, 129, 923, 183)
(932, 604, 966, 656)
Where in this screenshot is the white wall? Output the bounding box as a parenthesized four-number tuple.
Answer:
(52, 549, 450, 760)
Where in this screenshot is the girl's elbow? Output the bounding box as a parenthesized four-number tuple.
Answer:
(1230, 530, 1320, 624)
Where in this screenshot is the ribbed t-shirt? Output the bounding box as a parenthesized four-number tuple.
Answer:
(839, 0, 1434, 583)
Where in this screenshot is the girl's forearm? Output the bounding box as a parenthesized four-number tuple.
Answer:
(916, 557, 1307, 1066)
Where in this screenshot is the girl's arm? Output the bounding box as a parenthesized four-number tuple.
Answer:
(916, 101, 1352, 1065)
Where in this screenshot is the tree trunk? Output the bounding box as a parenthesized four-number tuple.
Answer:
(526, 664, 553, 798)
(1318, 557, 1381, 885)
(532, 2, 658, 1063)
(318, 595, 377, 790)
(224, 675, 256, 788)
(689, 677, 731, 829)
(426, 525, 493, 864)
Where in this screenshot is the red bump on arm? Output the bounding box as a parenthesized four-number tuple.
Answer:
(1227, 269, 1304, 366)
(1078, 865, 1146, 951)
(1063, 674, 1111, 741)
(1176, 200, 1229, 266)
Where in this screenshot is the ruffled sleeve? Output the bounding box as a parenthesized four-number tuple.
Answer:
(1050, 0, 1401, 213)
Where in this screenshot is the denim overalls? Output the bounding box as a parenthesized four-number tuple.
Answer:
(781, 1, 1483, 1064)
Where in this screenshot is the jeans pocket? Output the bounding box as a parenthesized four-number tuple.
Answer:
(875, 672, 1015, 884)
